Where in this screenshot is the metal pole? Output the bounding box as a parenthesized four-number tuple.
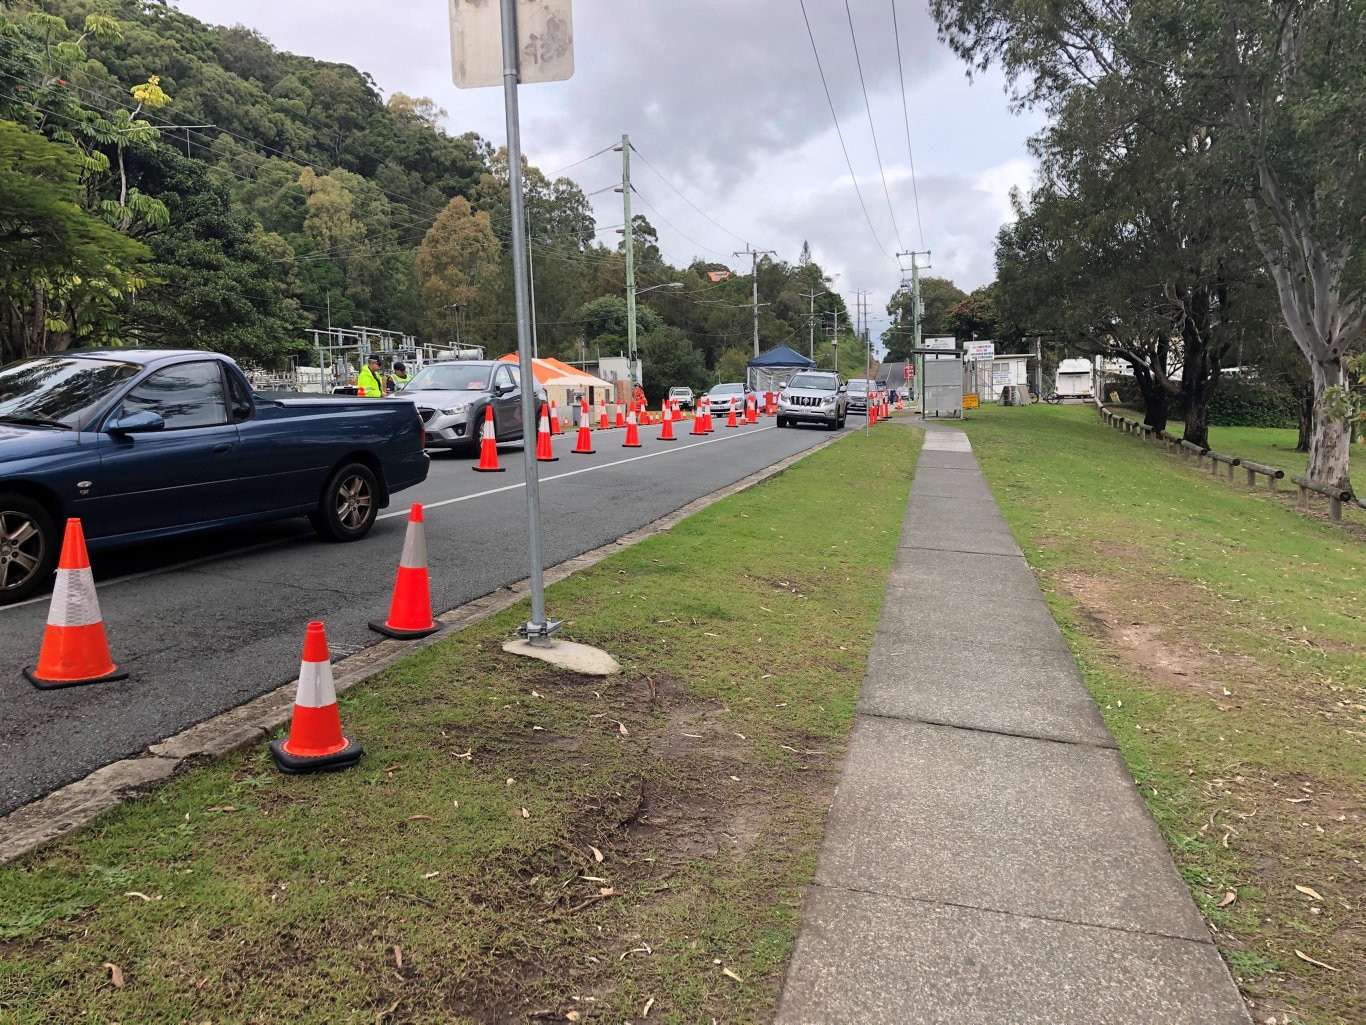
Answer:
(621, 134, 637, 387)
(500, 0, 557, 642)
(800, 289, 825, 360)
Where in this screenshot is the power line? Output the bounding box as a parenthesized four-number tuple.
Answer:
(844, 0, 904, 252)
(628, 142, 755, 248)
(797, 0, 895, 260)
(892, 0, 926, 250)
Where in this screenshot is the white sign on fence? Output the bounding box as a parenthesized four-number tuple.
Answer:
(966, 341, 996, 361)
(992, 365, 1013, 386)
(450, 0, 574, 89)
(923, 337, 956, 350)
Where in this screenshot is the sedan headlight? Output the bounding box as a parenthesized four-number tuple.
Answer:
(440, 402, 474, 415)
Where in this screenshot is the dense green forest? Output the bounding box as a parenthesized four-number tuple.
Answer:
(0, 0, 858, 398)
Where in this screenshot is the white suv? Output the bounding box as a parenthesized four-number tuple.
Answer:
(776, 372, 847, 430)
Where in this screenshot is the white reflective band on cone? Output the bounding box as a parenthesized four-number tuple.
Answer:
(48, 567, 102, 628)
(295, 658, 338, 709)
(399, 518, 427, 569)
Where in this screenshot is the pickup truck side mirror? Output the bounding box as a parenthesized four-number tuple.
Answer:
(107, 410, 166, 435)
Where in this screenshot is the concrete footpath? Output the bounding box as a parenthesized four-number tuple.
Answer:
(775, 424, 1252, 1024)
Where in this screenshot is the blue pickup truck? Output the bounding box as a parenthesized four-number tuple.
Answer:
(0, 349, 429, 603)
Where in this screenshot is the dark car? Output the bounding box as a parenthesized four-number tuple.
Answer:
(0, 349, 429, 604)
(400, 359, 546, 453)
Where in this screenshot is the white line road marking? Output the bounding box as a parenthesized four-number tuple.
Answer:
(381, 427, 773, 518)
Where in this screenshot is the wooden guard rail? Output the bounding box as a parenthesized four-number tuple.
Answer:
(1291, 475, 1353, 521)
(1097, 404, 1358, 521)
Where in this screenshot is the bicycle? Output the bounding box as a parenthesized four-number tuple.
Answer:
(1028, 388, 1064, 405)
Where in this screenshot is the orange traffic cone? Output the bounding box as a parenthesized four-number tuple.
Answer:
(746, 394, 757, 424)
(703, 398, 715, 432)
(572, 399, 595, 454)
(536, 402, 558, 461)
(472, 405, 504, 472)
(691, 400, 707, 435)
(598, 398, 609, 430)
(659, 402, 676, 441)
(370, 504, 439, 639)
(614, 399, 626, 428)
(869, 398, 878, 426)
(549, 399, 563, 435)
(623, 408, 642, 447)
(270, 621, 364, 774)
(726, 399, 739, 428)
(24, 519, 128, 689)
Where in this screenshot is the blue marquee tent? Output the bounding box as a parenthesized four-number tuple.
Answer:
(746, 343, 815, 369)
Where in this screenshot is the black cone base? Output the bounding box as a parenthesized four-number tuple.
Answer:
(369, 619, 440, 639)
(270, 736, 364, 774)
(24, 665, 129, 690)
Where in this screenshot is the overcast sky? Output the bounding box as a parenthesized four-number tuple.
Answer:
(171, 0, 1044, 343)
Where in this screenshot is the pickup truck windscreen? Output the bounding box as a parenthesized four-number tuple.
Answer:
(0, 356, 140, 429)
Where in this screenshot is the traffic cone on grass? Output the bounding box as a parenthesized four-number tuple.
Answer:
(369, 503, 438, 639)
(24, 518, 128, 689)
(472, 405, 504, 472)
(536, 402, 558, 461)
(270, 621, 363, 774)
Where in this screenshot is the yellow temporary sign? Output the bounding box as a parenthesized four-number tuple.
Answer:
(962, 393, 980, 409)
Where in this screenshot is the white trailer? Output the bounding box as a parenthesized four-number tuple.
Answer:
(1055, 358, 1093, 399)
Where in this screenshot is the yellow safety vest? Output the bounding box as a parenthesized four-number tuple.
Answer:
(357, 366, 385, 397)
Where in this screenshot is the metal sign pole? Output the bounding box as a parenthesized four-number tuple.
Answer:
(500, 0, 559, 643)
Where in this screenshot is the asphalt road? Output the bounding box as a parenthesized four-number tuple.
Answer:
(0, 417, 841, 816)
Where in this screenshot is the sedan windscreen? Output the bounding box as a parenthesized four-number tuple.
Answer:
(0, 357, 141, 429)
(408, 365, 493, 391)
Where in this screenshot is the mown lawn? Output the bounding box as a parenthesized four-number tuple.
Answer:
(963, 403, 1364, 1025)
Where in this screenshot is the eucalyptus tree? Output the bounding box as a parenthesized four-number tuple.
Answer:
(931, 0, 1364, 485)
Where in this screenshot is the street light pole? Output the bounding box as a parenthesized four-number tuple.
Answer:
(799, 288, 826, 360)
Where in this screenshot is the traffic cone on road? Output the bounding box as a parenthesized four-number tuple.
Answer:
(536, 402, 558, 461)
(370, 504, 439, 639)
(691, 400, 707, 435)
(746, 394, 758, 424)
(24, 518, 128, 690)
(270, 621, 364, 774)
(472, 405, 504, 472)
(572, 398, 596, 454)
(659, 401, 677, 441)
(598, 397, 609, 430)
(614, 399, 626, 428)
(726, 399, 739, 428)
(703, 398, 715, 432)
(549, 399, 563, 435)
(623, 408, 642, 447)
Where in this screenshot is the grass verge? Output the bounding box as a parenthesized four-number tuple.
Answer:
(963, 403, 1364, 1025)
(0, 427, 921, 1025)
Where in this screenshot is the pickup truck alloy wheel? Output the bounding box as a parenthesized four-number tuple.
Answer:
(0, 494, 58, 604)
(314, 463, 379, 542)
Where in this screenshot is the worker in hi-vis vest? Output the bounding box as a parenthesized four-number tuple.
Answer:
(356, 355, 387, 397)
(390, 361, 412, 391)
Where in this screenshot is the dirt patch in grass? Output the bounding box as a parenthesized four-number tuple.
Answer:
(1055, 570, 1234, 698)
